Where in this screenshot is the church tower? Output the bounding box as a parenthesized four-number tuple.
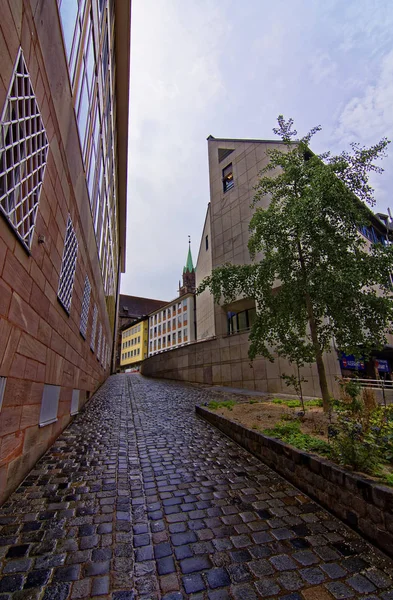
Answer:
(179, 237, 196, 296)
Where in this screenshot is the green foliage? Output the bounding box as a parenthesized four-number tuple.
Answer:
(382, 473, 393, 487)
(271, 397, 323, 408)
(329, 384, 393, 473)
(208, 400, 236, 411)
(263, 419, 331, 456)
(197, 116, 393, 411)
(249, 399, 259, 404)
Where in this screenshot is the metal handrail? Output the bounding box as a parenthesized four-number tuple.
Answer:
(355, 378, 393, 389)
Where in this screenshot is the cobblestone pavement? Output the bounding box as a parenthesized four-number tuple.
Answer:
(1, 375, 393, 599)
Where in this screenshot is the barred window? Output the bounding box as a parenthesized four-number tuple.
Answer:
(101, 336, 105, 365)
(58, 215, 78, 313)
(90, 304, 98, 351)
(80, 275, 91, 338)
(97, 322, 102, 361)
(0, 48, 49, 250)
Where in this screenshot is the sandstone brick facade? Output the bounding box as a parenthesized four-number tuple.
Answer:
(0, 0, 130, 504)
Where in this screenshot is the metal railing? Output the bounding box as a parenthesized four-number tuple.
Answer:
(355, 378, 393, 389)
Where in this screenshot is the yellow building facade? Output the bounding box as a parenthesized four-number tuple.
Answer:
(120, 318, 149, 369)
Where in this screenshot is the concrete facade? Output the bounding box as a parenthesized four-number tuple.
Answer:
(0, 0, 131, 504)
(148, 293, 196, 357)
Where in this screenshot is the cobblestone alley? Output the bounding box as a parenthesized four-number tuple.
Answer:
(1, 374, 393, 600)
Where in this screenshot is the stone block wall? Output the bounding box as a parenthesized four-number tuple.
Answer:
(197, 406, 393, 558)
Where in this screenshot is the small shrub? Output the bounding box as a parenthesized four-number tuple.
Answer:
(383, 473, 393, 486)
(272, 398, 283, 404)
(263, 419, 331, 456)
(286, 400, 301, 408)
(208, 399, 236, 411)
(249, 399, 259, 404)
(330, 382, 393, 473)
(307, 398, 323, 407)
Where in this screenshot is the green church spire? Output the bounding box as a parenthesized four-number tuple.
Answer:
(183, 236, 195, 273)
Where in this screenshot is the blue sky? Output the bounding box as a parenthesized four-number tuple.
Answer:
(121, 0, 393, 301)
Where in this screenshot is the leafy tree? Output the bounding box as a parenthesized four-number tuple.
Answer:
(197, 117, 393, 411)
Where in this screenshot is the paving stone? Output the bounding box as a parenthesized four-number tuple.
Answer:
(171, 531, 197, 546)
(325, 581, 355, 598)
(321, 562, 347, 579)
(278, 571, 303, 591)
(180, 556, 212, 574)
(227, 563, 251, 583)
(42, 583, 71, 600)
(53, 565, 81, 582)
(183, 573, 205, 593)
(0, 574, 24, 593)
(231, 583, 258, 599)
(24, 569, 51, 588)
(270, 554, 298, 571)
(1, 375, 393, 600)
(300, 567, 326, 585)
(2, 558, 32, 573)
(346, 574, 376, 594)
(293, 549, 319, 566)
(156, 556, 176, 575)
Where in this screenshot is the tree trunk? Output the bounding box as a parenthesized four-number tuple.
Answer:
(307, 306, 331, 412)
(297, 241, 331, 411)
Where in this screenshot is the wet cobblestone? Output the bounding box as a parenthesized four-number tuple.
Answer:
(1, 374, 393, 598)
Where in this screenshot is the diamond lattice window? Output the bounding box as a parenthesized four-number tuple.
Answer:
(58, 215, 78, 313)
(90, 304, 98, 351)
(97, 322, 102, 361)
(0, 48, 49, 250)
(80, 275, 91, 338)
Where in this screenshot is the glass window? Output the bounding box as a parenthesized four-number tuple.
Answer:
(172, 318, 176, 329)
(238, 311, 247, 331)
(223, 163, 234, 192)
(59, 0, 79, 59)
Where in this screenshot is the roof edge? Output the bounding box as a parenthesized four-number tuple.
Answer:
(207, 135, 287, 145)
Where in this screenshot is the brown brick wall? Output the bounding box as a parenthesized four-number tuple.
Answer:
(0, 1, 113, 504)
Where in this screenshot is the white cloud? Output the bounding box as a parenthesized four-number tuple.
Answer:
(122, 0, 230, 299)
(335, 50, 393, 145)
(309, 52, 337, 85)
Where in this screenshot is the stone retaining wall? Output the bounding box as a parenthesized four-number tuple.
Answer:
(196, 406, 393, 558)
(141, 334, 342, 398)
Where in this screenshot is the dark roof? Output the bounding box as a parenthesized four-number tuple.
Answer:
(119, 294, 168, 320)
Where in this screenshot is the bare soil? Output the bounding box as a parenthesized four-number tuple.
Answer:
(214, 400, 331, 440)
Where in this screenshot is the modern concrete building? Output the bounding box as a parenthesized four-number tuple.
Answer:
(143, 137, 341, 395)
(0, 0, 131, 503)
(143, 135, 393, 395)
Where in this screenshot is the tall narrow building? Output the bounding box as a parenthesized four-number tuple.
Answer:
(0, 0, 131, 504)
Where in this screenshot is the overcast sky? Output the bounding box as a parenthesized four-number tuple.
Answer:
(121, 0, 393, 301)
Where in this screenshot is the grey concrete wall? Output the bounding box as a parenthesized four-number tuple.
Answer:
(195, 204, 215, 340)
(141, 332, 342, 398)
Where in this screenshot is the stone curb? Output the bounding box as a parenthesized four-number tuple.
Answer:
(196, 405, 393, 559)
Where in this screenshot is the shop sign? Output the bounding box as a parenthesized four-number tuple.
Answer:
(340, 353, 365, 371)
(376, 359, 389, 373)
